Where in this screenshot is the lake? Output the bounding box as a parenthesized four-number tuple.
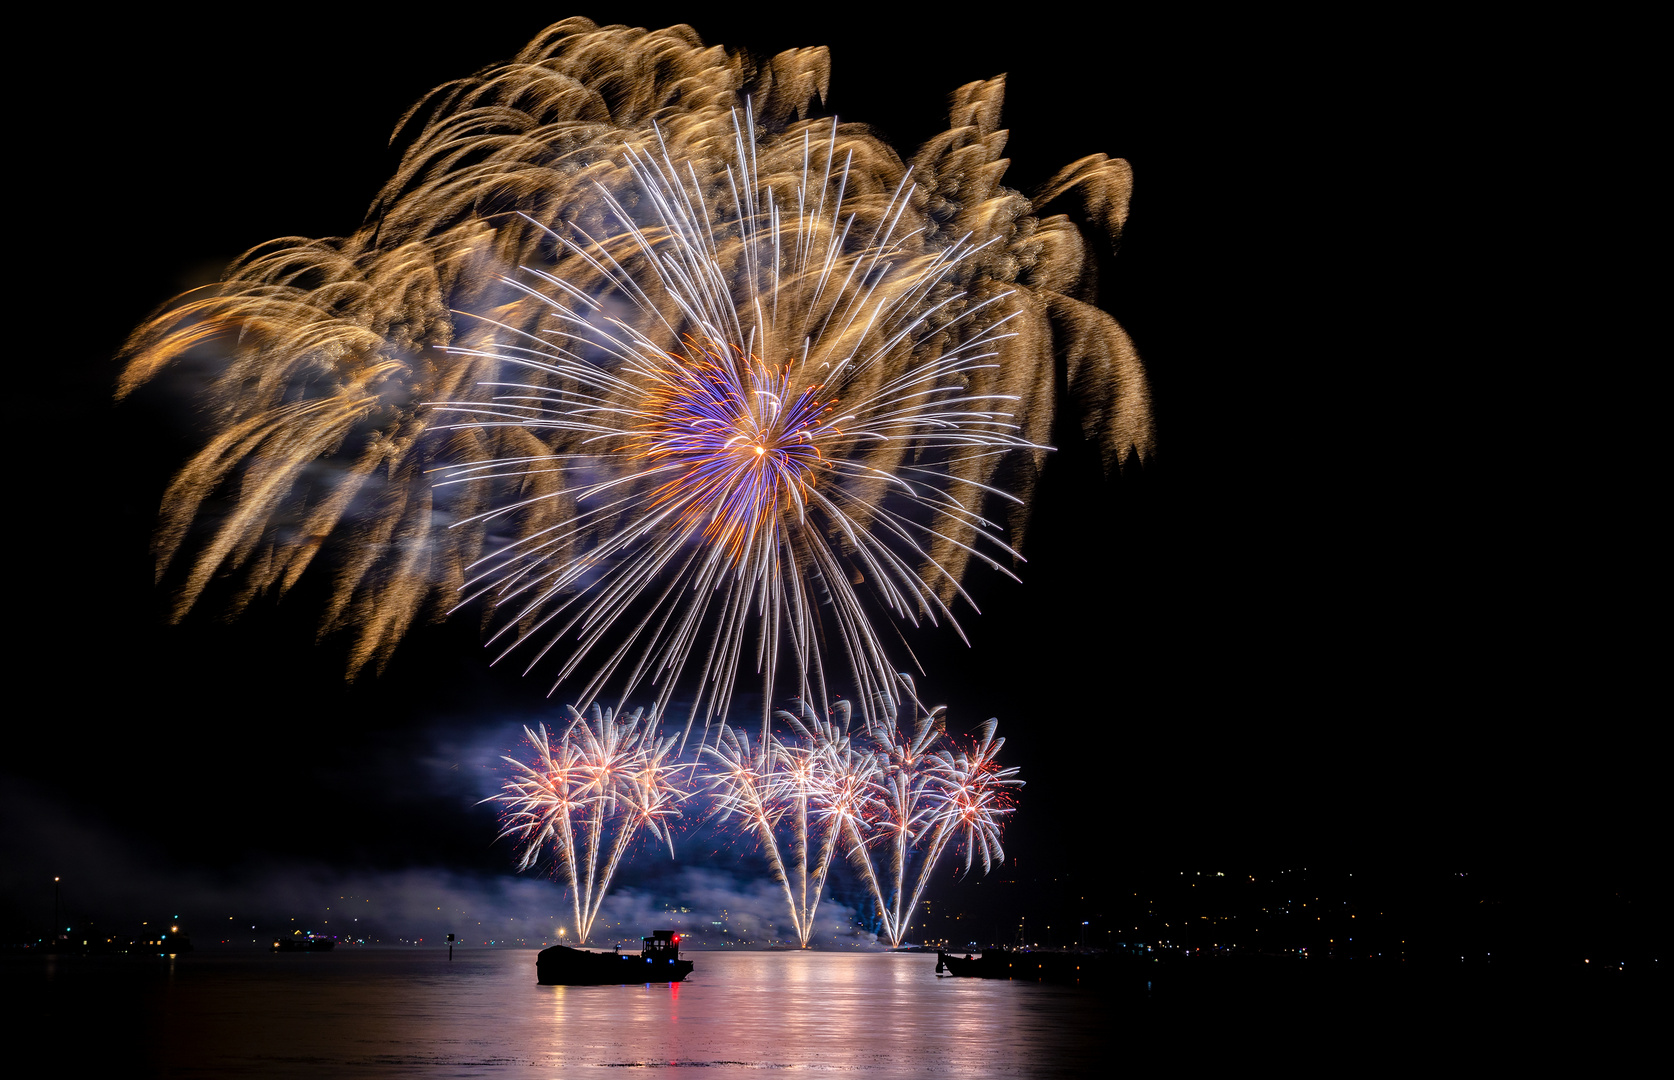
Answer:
(19, 946, 1648, 1075)
(22, 948, 1109, 1076)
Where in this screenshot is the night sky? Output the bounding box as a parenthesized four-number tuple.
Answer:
(10, 9, 1651, 948)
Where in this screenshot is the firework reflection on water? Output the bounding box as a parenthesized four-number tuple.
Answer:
(37, 950, 1110, 1076)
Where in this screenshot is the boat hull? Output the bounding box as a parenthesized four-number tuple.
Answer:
(936, 949, 1111, 984)
(537, 945, 694, 985)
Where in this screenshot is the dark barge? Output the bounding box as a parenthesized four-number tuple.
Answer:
(537, 930, 693, 985)
(937, 947, 1112, 984)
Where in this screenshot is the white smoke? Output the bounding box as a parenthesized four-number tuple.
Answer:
(2, 781, 878, 950)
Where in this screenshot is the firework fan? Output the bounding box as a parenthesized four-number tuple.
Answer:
(843, 689, 949, 946)
(697, 698, 865, 946)
(874, 715, 1020, 946)
(702, 716, 813, 946)
(487, 704, 685, 944)
(118, 19, 1152, 710)
(702, 690, 1017, 948)
(795, 686, 1020, 948)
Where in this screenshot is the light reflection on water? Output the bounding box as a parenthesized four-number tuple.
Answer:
(34, 949, 1107, 1076)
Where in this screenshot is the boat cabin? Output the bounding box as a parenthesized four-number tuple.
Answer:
(642, 930, 682, 958)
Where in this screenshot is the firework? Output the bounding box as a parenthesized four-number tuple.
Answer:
(118, 19, 1153, 703)
(841, 690, 947, 946)
(699, 713, 825, 947)
(696, 698, 872, 946)
(699, 689, 1017, 948)
(487, 705, 685, 944)
(801, 685, 1020, 948)
(430, 104, 1057, 742)
(878, 716, 1020, 946)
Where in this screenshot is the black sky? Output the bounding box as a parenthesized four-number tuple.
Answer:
(11, 8, 1651, 938)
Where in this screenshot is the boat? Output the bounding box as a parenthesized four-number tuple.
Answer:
(537, 930, 693, 985)
(936, 947, 1114, 984)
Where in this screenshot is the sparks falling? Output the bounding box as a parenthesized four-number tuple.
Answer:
(119, 19, 1153, 709)
(699, 686, 1019, 948)
(429, 106, 1052, 744)
(487, 705, 687, 945)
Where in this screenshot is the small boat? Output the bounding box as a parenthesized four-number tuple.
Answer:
(936, 947, 1111, 984)
(537, 930, 693, 985)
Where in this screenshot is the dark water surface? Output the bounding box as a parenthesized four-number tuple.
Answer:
(20, 948, 1653, 1075)
(22, 949, 1108, 1076)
